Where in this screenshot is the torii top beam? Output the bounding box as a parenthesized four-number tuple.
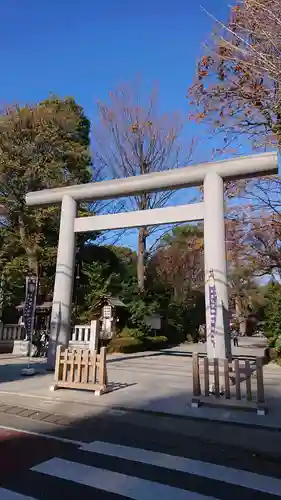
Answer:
(26, 152, 278, 206)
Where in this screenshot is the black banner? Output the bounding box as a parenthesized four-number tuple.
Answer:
(23, 277, 38, 341)
(208, 269, 217, 348)
(0, 274, 4, 321)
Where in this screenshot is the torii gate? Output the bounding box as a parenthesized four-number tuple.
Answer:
(26, 152, 278, 368)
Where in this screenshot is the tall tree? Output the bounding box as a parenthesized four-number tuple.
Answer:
(0, 96, 92, 310)
(148, 224, 204, 301)
(226, 211, 268, 331)
(188, 0, 281, 278)
(189, 0, 281, 151)
(73, 243, 137, 323)
(93, 80, 185, 292)
(245, 214, 281, 278)
(188, 1, 281, 192)
(146, 224, 205, 341)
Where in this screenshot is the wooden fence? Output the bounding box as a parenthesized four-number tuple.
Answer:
(192, 353, 266, 415)
(51, 346, 108, 396)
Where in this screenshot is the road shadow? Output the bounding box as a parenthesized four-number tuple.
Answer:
(107, 352, 163, 364)
(0, 361, 48, 384)
(108, 349, 263, 364)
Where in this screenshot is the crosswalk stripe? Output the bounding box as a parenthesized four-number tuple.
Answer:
(80, 440, 281, 497)
(32, 457, 219, 500)
(0, 489, 36, 500)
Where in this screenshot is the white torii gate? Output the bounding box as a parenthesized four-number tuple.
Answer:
(26, 152, 278, 368)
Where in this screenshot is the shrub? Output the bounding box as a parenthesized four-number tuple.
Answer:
(264, 283, 281, 354)
(145, 335, 168, 350)
(268, 336, 277, 348)
(108, 337, 145, 354)
(107, 335, 169, 353)
(119, 327, 145, 339)
(264, 347, 279, 361)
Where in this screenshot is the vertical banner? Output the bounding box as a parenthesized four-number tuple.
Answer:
(0, 273, 4, 322)
(23, 276, 38, 341)
(208, 269, 217, 348)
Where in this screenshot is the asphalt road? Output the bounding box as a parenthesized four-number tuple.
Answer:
(0, 411, 280, 500)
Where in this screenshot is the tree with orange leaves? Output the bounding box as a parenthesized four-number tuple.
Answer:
(188, 0, 281, 285)
(189, 0, 281, 152)
(149, 224, 204, 302)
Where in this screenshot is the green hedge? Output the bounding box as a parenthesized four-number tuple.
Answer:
(119, 327, 145, 339)
(108, 335, 169, 354)
(107, 337, 146, 354)
(145, 336, 168, 350)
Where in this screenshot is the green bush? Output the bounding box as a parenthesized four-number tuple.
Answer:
(119, 327, 145, 339)
(145, 335, 168, 350)
(265, 347, 279, 361)
(264, 283, 281, 353)
(108, 337, 146, 354)
(107, 335, 169, 353)
(268, 336, 277, 348)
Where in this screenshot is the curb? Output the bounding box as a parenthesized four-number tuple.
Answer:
(109, 405, 281, 433)
(0, 390, 281, 433)
(1, 400, 281, 463)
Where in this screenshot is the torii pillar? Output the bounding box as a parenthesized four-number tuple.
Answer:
(204, 171, 231, 360)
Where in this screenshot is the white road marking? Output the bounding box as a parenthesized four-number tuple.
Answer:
(0, 489, 36, 500)
(32, 457, 219, 500)
(80, 440, 281, 497)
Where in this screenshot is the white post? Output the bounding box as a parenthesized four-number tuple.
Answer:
(48, 195, 77, 369)
(73, 327, 78, 342)
(90, 320, 99, 351)
(204, 171, 231, 360)
(87, 326, 91, 343)
(70, 327, 75, 342)
(78, 327, 84, 342)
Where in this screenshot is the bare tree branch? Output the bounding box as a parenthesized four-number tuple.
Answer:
(93, 78, 194, 291)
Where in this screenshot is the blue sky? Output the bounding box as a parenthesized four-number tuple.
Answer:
(0, 1, 228, 116)
(0, 0, 230, 248)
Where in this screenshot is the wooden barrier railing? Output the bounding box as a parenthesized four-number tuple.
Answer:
(51, 346, 108, 396)
(192, 353, 266, 415)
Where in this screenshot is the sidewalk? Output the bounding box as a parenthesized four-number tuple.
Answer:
(0, 340, 280, 431)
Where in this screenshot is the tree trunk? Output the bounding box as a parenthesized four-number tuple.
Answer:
(235, 296, 246, 336)
(137, 226, 147, 292)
